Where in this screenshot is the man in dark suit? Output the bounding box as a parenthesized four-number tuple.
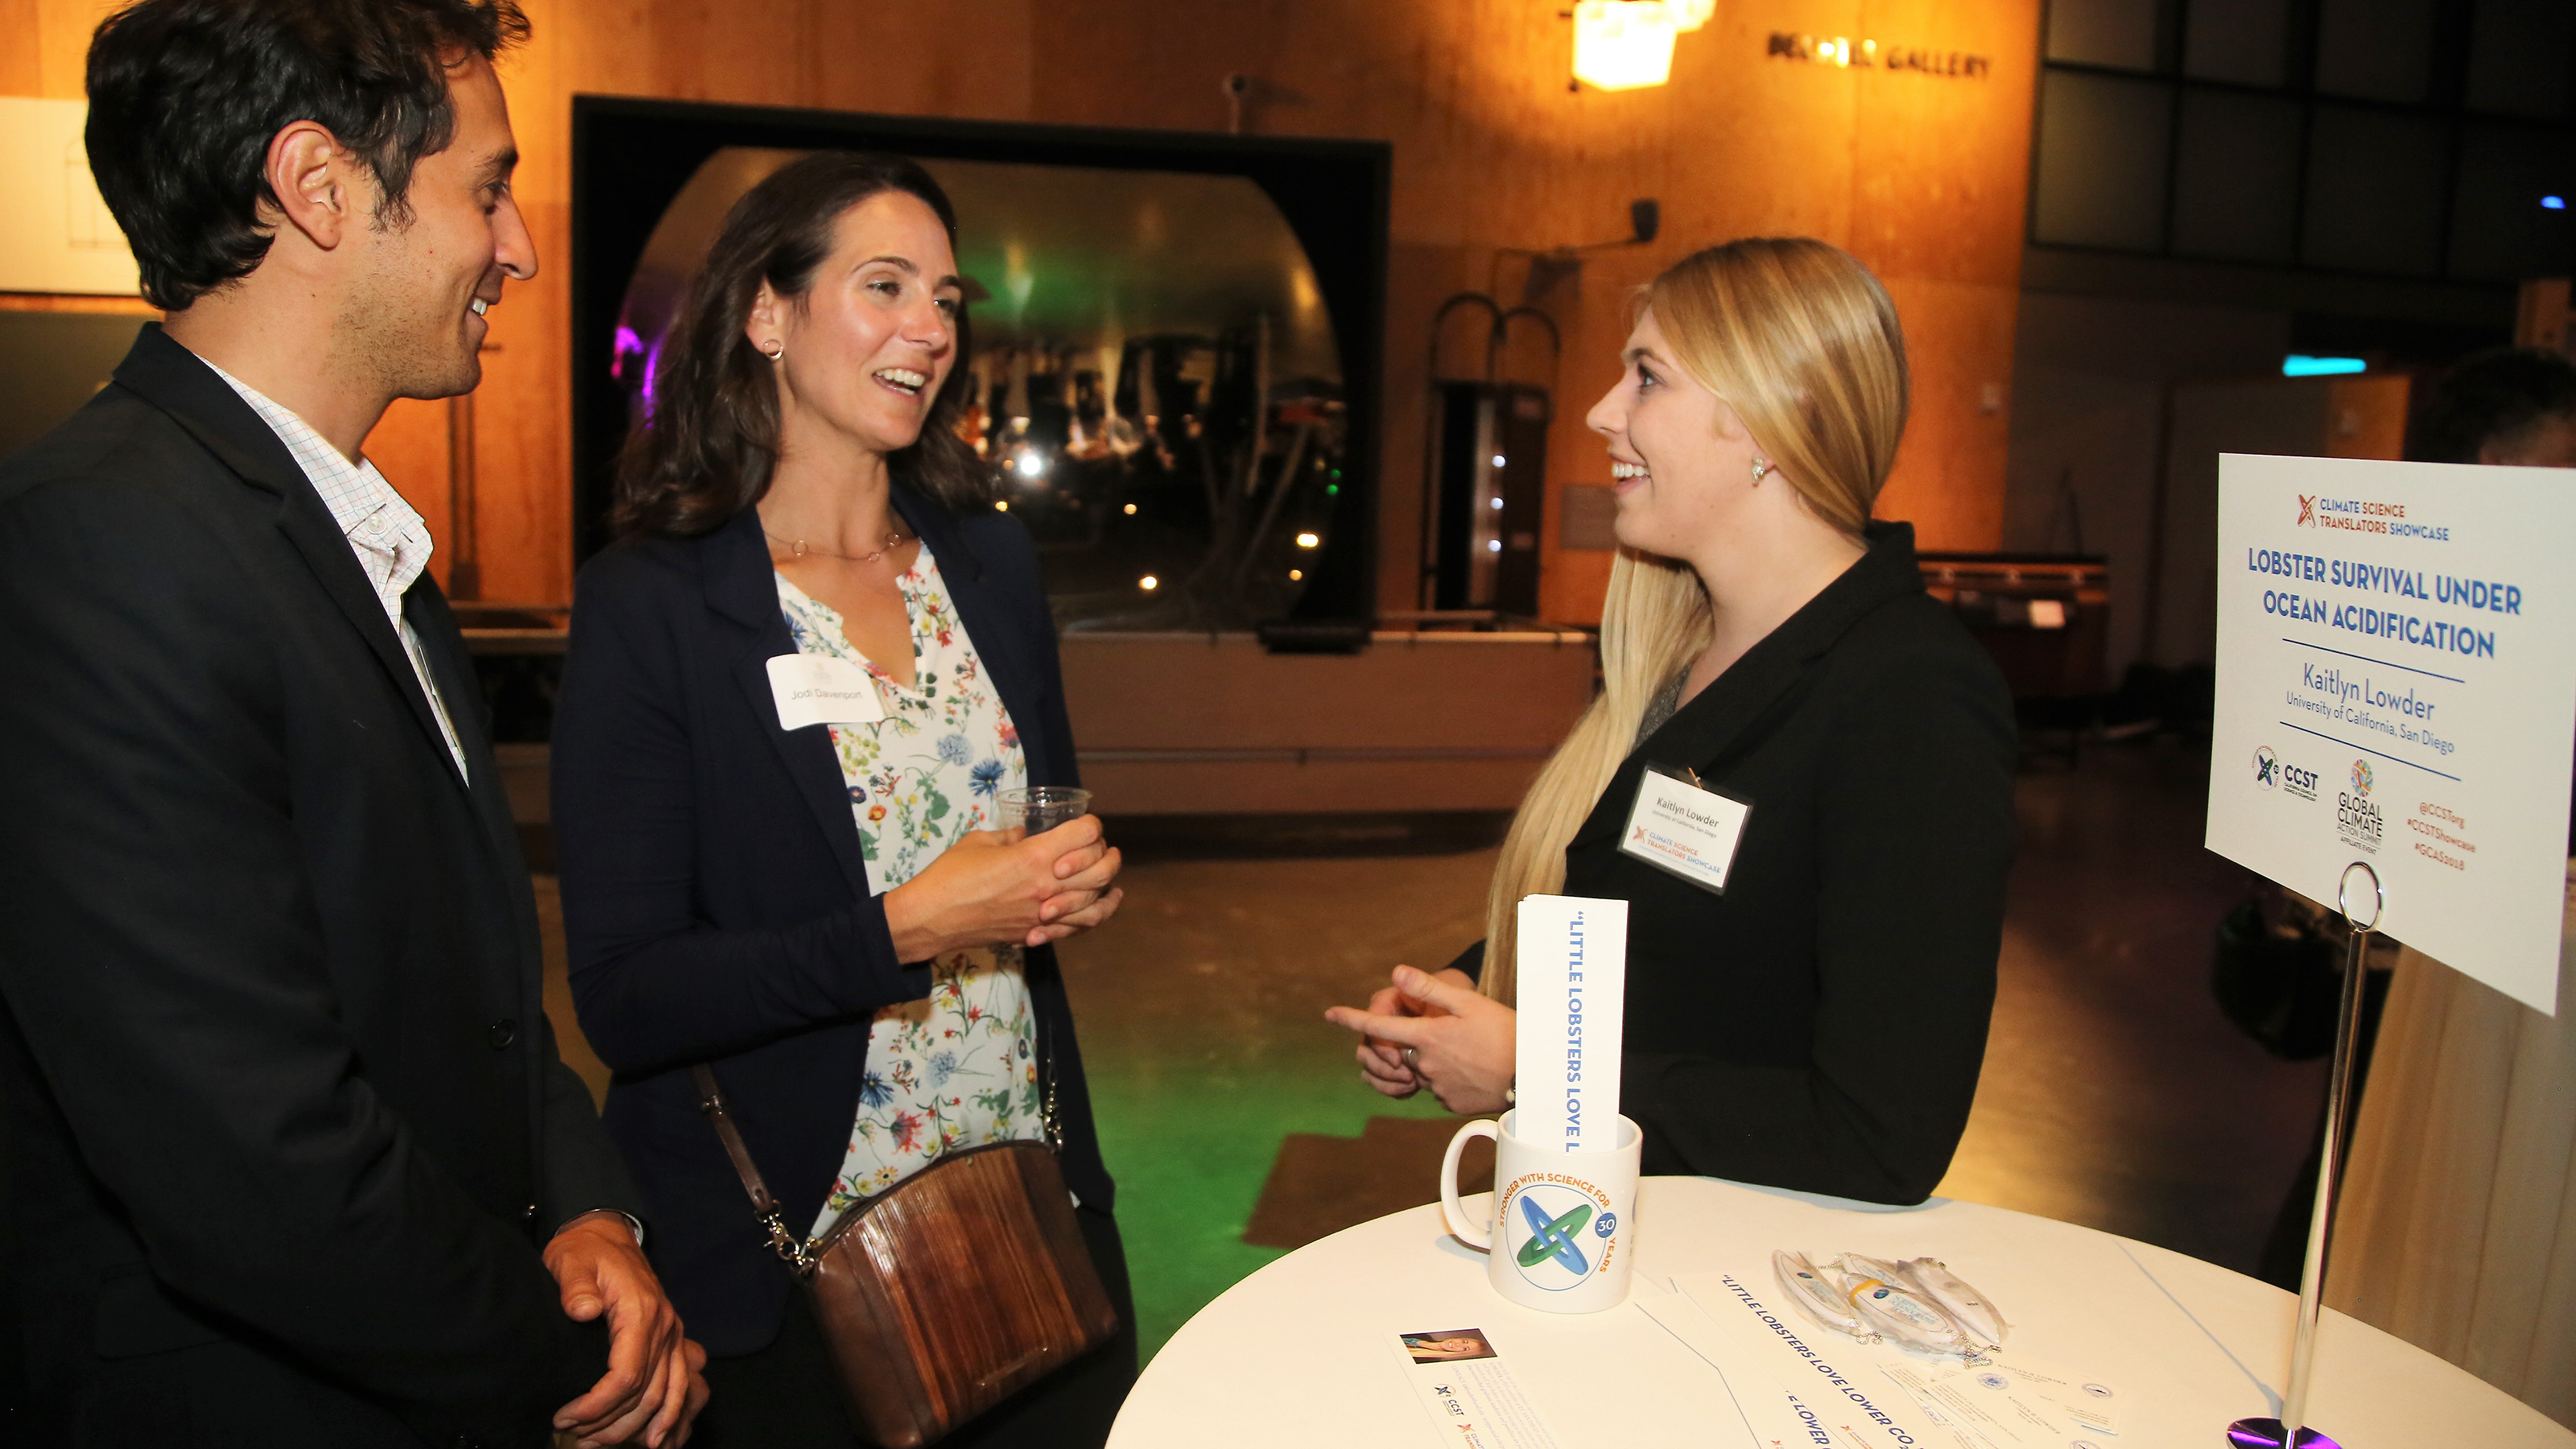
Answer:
(0, 2, 706, 1445)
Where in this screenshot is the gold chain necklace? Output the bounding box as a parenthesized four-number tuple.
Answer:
(764, 527, 913, 564)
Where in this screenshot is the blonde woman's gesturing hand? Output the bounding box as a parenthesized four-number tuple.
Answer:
(1326, 965, 1513, 1114)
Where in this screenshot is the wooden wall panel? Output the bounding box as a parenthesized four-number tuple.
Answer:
(0, 0, 40, 96)
(14, 0, 2040, 616)
(463, 204, 572, 605)
(365, 397, 453, 578)
(1877, 277, 2020, 551)
(33, 0, 113, 97)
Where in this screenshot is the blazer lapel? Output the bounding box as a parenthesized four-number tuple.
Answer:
(1570, 522, 1930, 851)
(701, 509, 874, 899)
(892, 492, 1059, 786)
(409, 580, 522, 863)
(111, 325, 472, 792)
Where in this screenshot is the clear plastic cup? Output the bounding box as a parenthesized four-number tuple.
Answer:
(997, 785, 1092, 836)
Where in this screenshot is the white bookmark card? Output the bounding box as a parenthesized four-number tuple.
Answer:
(1392, 1329, 1563, 1449)
(1513, 894, 1628, 1154)
(766, 654, 884, 731)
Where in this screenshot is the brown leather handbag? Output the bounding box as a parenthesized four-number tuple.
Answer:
(691, 1050, 1119, 1449)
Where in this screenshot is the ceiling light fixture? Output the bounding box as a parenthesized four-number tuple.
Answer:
(1571, 0, 1711, 93)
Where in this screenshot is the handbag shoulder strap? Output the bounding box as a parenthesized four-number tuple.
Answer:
(691, 1064, 818, 1275)
(691, 963, 1065, 1269)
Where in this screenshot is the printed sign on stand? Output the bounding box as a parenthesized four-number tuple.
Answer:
(2206, 453, 2576, 1013)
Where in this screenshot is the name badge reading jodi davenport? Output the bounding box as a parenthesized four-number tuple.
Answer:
(766, 654, 884, 731)
(1620, 766, 1750, 894)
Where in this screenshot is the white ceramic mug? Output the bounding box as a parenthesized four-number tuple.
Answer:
(1439, 1110, 1642, 1314)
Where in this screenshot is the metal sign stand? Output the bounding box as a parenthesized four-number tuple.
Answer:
(2226, 860, 2383, 1449)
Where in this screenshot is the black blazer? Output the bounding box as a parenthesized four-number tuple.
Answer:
(0, 325, 641, 1448)
(551, 498, 1113, 1357)
(1457, 522, 2016, 1204)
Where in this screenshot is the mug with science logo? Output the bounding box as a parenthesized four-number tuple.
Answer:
(1438, 1110, 1642, 1314)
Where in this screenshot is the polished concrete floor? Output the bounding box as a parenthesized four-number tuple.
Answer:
(535, 736, 2329, 1363)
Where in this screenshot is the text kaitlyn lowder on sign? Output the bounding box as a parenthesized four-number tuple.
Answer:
(2207, 454, 2576, 1013)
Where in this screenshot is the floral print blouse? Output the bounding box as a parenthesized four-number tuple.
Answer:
(774, 549, 1042, 1232)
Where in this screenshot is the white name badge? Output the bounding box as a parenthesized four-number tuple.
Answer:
(1619, 766, 1751, 894)
(765, 654, 884, 731)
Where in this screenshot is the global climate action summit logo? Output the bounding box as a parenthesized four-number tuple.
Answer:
(2338, 758, 2383, 851)
(1506, 1183, 1608, 1290)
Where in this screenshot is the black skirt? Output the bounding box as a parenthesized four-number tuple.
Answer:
(691, 1207, 1137, 1449)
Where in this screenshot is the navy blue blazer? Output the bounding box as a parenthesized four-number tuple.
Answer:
(0, 324, 636, 1447)
(551, 495, 1113, 1356)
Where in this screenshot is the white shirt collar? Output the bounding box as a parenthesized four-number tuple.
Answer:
(198, 359, 435, 624)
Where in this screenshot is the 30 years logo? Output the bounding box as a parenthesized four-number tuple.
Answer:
(1505, 1183, 1610, 1290)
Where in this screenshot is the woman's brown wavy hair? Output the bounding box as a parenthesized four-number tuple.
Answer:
(609, 151, 992, 539)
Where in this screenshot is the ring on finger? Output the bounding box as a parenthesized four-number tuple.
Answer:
(1402, 1046, 1420, 1067)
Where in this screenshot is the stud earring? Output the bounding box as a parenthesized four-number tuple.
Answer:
(1750, 457, 1771, 484)
(761, 341, 785, 362)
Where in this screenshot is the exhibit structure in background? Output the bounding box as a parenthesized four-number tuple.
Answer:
(571, 97, 1389, 637)
(2209, 452, 2575, 1014)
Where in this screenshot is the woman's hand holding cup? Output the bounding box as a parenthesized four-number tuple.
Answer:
(883, 815, 1124, 962)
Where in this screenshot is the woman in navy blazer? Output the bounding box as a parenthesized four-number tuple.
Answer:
(552, 153, 1132, 1447)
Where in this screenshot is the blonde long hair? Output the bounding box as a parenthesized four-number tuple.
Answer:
(1476, 238, 1909, 1004)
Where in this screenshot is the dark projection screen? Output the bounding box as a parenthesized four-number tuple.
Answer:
(572, 97, 1389, 631)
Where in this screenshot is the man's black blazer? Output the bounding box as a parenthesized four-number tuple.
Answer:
(0, 326, 642, 1449)
(550, 497, 1113, 1357)
(1456, 522, 2017, 1205)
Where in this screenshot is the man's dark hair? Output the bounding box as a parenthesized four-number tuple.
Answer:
(85, 0, 530, 311)
(2406, 346, 2576, 464)
(610, 151, 994, 539)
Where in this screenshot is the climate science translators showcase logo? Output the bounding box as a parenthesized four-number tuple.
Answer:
(2292, 492, 2450, 541)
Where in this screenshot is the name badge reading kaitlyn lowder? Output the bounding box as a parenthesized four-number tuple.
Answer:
(766, 654, 885, 731)
(1619, 766, 1751, 894)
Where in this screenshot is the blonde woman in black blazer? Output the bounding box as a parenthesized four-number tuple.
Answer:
(1331, 239, 2015, 1205)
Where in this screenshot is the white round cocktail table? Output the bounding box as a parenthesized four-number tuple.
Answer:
(1110, 1176, 2572, 1448)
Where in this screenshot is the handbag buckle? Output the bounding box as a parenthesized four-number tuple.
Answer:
(762, 1206, 819, 1276)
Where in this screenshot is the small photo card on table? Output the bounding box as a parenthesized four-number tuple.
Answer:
(1513, 894, 1629, 1154)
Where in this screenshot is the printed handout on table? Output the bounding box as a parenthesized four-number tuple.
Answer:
(1653, 1269, 2116, 1449)
(1393, 1328, 1564, 1449)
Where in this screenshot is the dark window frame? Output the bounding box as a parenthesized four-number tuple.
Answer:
(2028, 0, 2576, 283)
